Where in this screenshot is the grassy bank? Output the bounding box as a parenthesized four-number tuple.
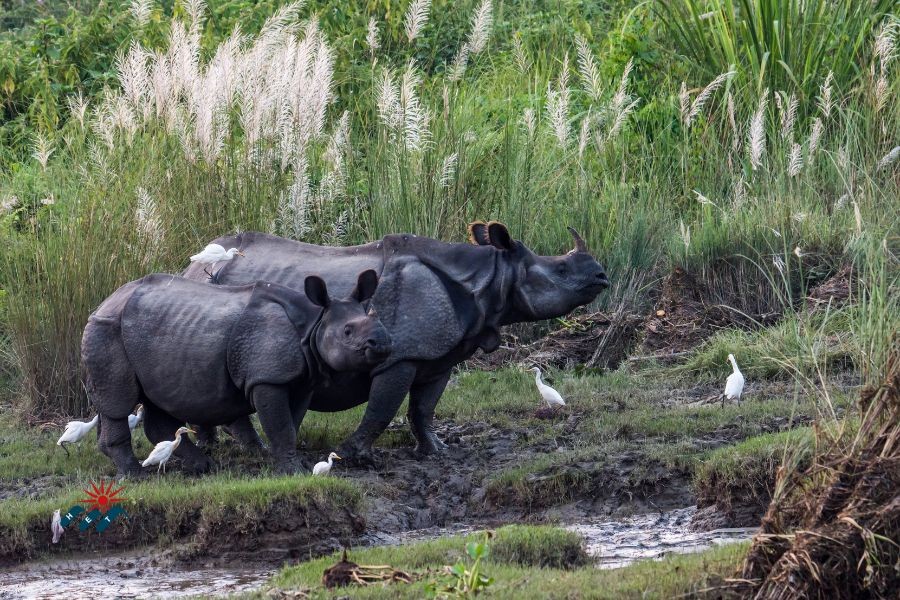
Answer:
(264, 525, 749, 599)
(0, 471, 362, 564)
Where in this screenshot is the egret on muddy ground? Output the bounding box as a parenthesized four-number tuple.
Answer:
(722, 353, 745, 407)
(57, 415, 99, 456)
(142, 426, 195, 474)
(529, 366, 566, 408)
(313, 452, 341, 476)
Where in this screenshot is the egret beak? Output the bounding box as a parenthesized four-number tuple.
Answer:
(334, 455, 342, 460)
(236, 251, 246, 257)
(187, 429, 197, 434)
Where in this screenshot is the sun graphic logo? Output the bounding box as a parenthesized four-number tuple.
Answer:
(54, 480, 129, 542)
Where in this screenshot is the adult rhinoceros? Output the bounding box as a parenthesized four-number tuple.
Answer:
(82, 271, 390, 475)
(183, 221, 609, 463)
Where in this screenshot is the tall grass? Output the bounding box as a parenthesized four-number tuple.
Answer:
(658, 0, 897, 103)
(0, 0, 897, 415)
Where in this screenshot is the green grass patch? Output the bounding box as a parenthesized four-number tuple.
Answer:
(0, 473, 362, 563)
(267, 526, 748, 599)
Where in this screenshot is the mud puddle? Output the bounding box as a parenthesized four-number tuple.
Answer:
(0, 553, 272, 599)
(568, 505, 756, 569)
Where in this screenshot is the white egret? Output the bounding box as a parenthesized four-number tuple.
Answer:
(141, 426, 196, 473)
(190, 243, 244, 264)
(57, 415, 99, 456)
(722, 353, 745, 407)
(51, 509, 64, 544)
(312, 452, 342, 476)
(128, 405, 144, 431)
(529, 366, 566, 408)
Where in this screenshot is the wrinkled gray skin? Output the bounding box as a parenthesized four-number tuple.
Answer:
(82, 270, 390, 475)
(183, 222, 609, 464)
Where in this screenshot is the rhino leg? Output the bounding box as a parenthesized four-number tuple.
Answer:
(224, 416, 266, 450)
(99, 414, 143, 476)
(83, 318, 143, 476)
(339, 362, 417, 465)
(408, 370, 452, 456)
(143, 402, 212, 474)
(253, 383, 305, 473)
(193, 424, 218, 448)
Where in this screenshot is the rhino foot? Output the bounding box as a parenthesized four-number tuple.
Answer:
(336, 442, 382, 469)
(274, 456, 308, 475)
(414, 431, 449, 457)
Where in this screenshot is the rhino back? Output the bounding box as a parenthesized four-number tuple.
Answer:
(120, 275, 252, 416)
(187, 231, 384, 298)
(190, 232, 510, 366)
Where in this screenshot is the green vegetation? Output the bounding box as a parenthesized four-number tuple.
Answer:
(0, 0, 896, 415)
(267, 527, 748, 599)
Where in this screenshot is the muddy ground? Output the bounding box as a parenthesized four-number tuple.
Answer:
(1, 378, 820, 571)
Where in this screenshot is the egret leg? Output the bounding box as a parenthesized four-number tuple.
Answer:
(61, 443, 70, 457)
(407, 370, 452, 457)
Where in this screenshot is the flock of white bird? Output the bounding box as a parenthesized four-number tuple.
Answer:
(54, 241, 747, 478)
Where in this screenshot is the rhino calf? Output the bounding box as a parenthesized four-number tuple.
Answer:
(82, 270, 390, 475)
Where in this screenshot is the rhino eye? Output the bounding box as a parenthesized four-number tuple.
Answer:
(557, 264, 568, 275)
(344, 325, 352, 337)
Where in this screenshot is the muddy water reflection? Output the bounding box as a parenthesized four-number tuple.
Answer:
(0, 506, 755, 597)
(568, 506, 756, 569)
(0, 554, 272, 599)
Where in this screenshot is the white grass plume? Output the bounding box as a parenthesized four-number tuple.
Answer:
(467, 0, 493, 55)
(818, 71, 834, 119)
(448, 42, 471, 82)
(437, 152, 458, 188)
(404, 0, 430, 44)
(448, 0, 493, 81)
(366, 18, 380, 55)
(31, 133, 54, 170)
(512, 35, 531, 75)
(135, 186, 164, 245)
(577, 114, 590, 158)
(787, 143, 803, 177)
(726, 92, 740, 152)
(776, 91, 798, 141)
(807, 118, 823, 167)
(878, 146, 900, 170)
(522, 107, 536, 137)
(747, 89, 768, 171)
(575, 34, 602, 101)
(679, 219, 691, 251)
(685, 69, 734, 127)
(546, 55, 571, 149)
(67, 91, 89, 127)
(130, 0, 153, 27)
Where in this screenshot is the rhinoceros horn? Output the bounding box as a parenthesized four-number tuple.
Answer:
(567, 226, 588, 253)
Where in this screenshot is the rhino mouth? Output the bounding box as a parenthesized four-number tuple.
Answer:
(364, 345, 392, 362)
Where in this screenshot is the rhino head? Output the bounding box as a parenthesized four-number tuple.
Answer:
(469, 221, 610, 322)
(304, 269, 392, 371)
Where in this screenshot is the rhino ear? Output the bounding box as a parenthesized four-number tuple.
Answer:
(467, 221, 490, 246)
(487, 221, 514, 251)
(304, 276, 330, 308)
(351, 269, 379, 303)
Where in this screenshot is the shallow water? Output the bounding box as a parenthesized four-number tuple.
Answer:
(0, 554, 273, 599)
(568, 506, 757, 569)
(0, 506, 755, 598)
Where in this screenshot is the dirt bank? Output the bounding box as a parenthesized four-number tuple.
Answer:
(0, 493, 363, 568)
